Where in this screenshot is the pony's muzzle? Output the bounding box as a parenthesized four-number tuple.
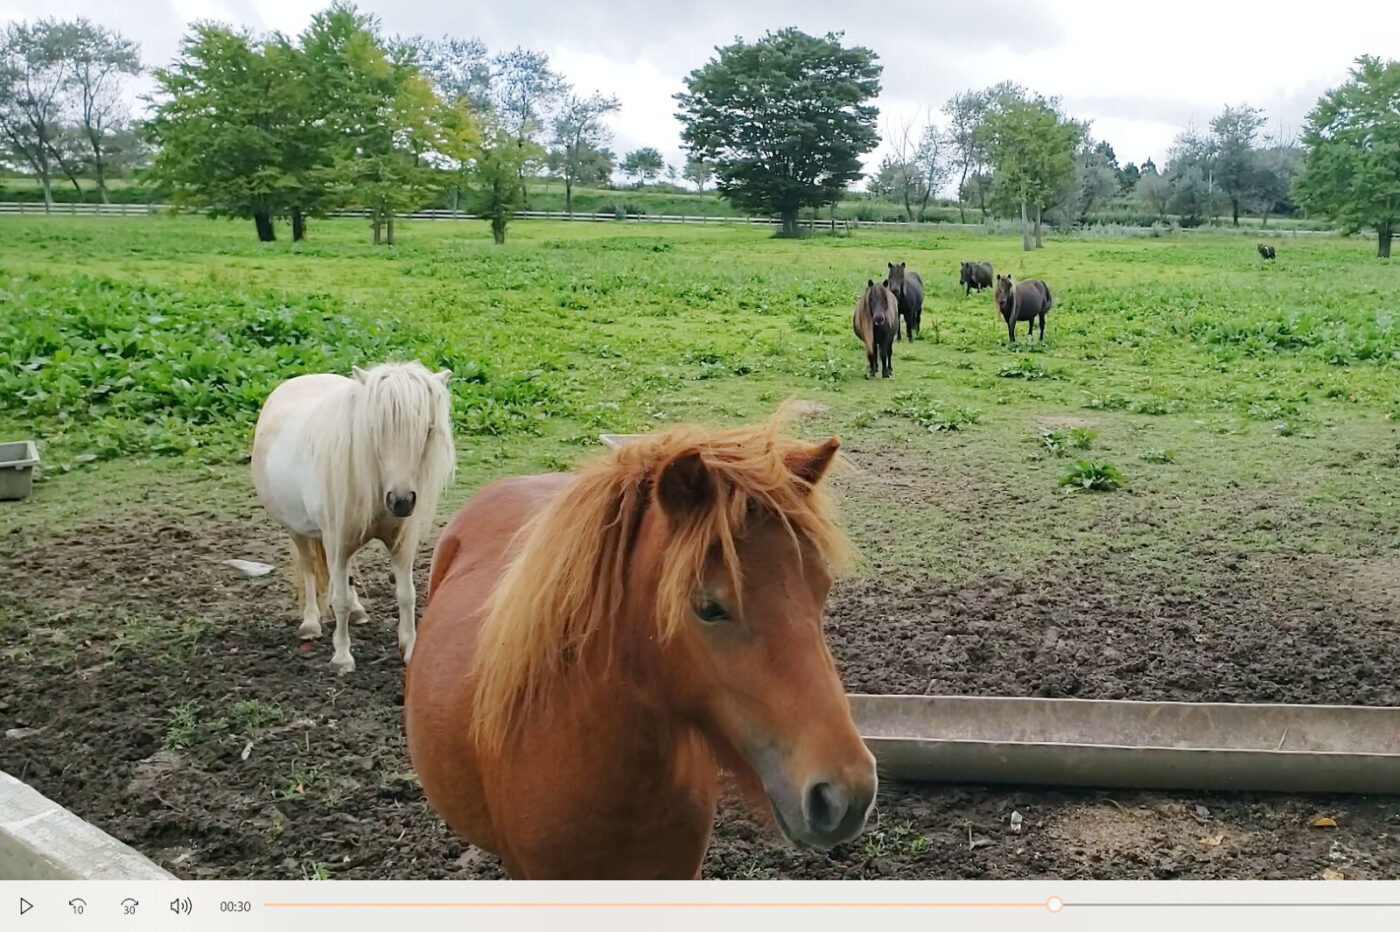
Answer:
(798, 771, 875, 847)
(386, 489, 417, 518)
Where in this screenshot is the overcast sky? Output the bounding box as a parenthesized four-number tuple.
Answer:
(6, 0, 1399, 183)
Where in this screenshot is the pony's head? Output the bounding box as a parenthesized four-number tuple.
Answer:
(309, 361, 455, 536)
(994, 274, 1014, 316)
(887, 261, 907, 290)
(350, 362, 454, 519)
(472, 409, 876, 850)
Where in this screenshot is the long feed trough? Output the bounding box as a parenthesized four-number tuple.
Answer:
(852, 694, 1400, 794)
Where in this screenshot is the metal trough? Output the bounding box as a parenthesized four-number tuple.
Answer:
(0, 769, 175, 879)
(851, 694, 1400, 795)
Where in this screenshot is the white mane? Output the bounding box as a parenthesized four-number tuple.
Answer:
(306, 361, 456, 543)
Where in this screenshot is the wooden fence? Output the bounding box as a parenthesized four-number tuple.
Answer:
(0, 202, 1332, 236)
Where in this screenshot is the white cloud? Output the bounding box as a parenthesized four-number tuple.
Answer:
(5, 0, 1399, 180)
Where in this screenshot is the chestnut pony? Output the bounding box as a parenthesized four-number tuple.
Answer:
(404, 413, 877, 878)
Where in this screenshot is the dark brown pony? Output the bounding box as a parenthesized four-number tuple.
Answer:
(886, 261, 924, 340)
(404, 412, 877, 879)
(994, 273, 1053, 343)
(854, 279, 898, 378)
(1258, 243, 1276, 260)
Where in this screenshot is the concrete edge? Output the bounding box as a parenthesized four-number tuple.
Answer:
(1, 769, 176, 880)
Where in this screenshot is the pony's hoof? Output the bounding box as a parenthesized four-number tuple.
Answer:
(331, 654, 356, 675)
(400, 636, 416, 664)
(297, 621, 323, 640)
(348, 608, 370, 627)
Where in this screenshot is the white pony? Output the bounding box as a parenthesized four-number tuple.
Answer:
(251, 361, 455, 674)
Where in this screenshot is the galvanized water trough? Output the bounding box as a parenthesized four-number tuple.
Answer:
(602, 431, 1400, 796)
(0, 769, 175, 879)
(852, 695, 1400, 794)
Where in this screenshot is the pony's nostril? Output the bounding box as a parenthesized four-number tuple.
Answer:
(803, 781, 847, 836)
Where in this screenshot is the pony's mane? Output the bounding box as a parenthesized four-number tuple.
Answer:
(470, 408, 855, 752)
(306, 361, 456, 541)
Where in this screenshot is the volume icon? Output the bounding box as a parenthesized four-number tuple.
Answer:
(169, 897, 193, 916)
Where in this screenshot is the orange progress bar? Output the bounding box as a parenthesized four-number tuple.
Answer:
(260, 895, 1058, 901)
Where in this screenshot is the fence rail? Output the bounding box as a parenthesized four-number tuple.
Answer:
(0, 202, 1334, 236)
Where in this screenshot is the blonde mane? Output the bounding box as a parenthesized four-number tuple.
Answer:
(469, 409, 855, 752)
(306, 361, 456, 543)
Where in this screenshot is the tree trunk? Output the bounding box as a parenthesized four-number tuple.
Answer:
(565, 177, 573, 215)
(492, 213, 506, 244)
(94, 154, 110, 205)
(386, 216, 395, 246)
(1231, 198, 1240, 227)
(40, 175, 54, 214)
(1034, 205, 1044, 249)
(956, 165, 968, 224)
(372, 218, 382, 245)
(1261, 209, 1270, 228)
(254, 212, 276, 242)
(292, 209, 306, 242)
(1379, 221, 1393, 259)
(1020, 200, 1032, 251)
(780, 206, 798, 238)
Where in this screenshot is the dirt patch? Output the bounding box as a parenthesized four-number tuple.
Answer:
(3, 503, 1400, 880)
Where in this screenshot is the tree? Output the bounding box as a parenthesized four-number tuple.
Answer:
(1135, 164, 1170, 221)
(490, 46, 564, 204)
(1164, 124, 1218, 226)
(551, 91, 619, 213)
(976, 87, 1082, 249)
(682, 156, 712, 191)
(1296, 56, 1400, 257)
(470, 122, 531, 243)
(1251, 144, 1302, 226)
(1119, 161, 1140, 195)
(621, 146, 663, 185)
(0, 19, 78, 211)
(1210, 104, 1265, 225)
(882, 114, 952, 221)
(65, 19, 140, 204)
(144, 25, 295, 240)
(676, 29, 880, 237)
(942, 90, 989, 222)
(1074, 140, 1119, 222)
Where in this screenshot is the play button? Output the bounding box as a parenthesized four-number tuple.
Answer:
(19, 897, 33, 916)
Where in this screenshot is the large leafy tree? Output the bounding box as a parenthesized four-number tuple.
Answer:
(1296, 56, 1400, 257)
(551, 91, 619, 213)
(1210, 104, 1265, 226)
(976, 86, 1082, 249)
(676, 29, 881, 237)
(144, 24, 298, 241)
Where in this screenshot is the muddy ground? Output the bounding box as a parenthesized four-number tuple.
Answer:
(3, 489, 1400, 881)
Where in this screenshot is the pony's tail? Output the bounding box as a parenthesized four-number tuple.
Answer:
(1043, 284, 1054, 311)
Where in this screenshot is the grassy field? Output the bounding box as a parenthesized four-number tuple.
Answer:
(3, 215, 1400, 575)
(6, 214, 1400, 880)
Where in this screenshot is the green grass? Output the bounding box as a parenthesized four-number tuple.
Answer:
(3, 214, 1400, 588)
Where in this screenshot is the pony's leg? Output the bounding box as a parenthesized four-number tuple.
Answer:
(1039, 313, 1046, 341)
(327, 542, 358, 675)
(290, 535, 323, 639)
(866, 348, 876, 378)
(389, 538, 418, 662)
(346, 554, 370, 626)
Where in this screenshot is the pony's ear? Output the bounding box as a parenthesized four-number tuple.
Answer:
(656, 451, 713, 521)
(435, 369, 452, 384)
(866, 278, 874, 287)
(887, 262, 894, 271)
(786, 436, 841, 488)
(352, 365, 369, 383)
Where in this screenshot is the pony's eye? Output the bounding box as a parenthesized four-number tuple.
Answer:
(692, 598, 730, 624)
